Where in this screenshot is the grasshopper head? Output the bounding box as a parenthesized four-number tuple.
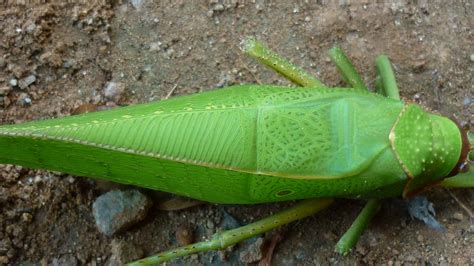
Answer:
(390, 104, 467, 197)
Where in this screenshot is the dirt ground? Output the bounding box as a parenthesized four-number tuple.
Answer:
(0, 1, 473, 265)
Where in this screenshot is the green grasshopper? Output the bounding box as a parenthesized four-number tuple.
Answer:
(0, 39, 472, 265)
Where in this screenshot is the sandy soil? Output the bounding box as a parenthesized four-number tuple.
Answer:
(0, 1, 473, 265)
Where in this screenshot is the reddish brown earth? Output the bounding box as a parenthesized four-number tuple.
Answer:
(0, 1, 472, 265)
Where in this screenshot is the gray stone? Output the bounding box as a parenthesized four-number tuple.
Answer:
(239, 237, 264, 264)
(18, 75, 36, 89)
(63, 59, 76, 69)
(17, 93, 32, 106)
(131, 0, 143, 9)
(26, 23, 36, 33)
(220, 208, 241, 230)
(52, 254, 78, 266)
(104, 81, 125, 102)
(149, 42, 162, 52)
(463, 96, 472, 106)
(92, 190, 152, 236)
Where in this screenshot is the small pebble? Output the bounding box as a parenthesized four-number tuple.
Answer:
(9, 79, 18, 87)
(104, 81, 125, 102)
(63, 59, 76, 69)
(213, 4, 225, 11)
(417, 234, 424, 242)
(17, 93, 32, 106)
(176, 224, 194, 246)
(339, 0, 349, 6)
(131, 0, 143, 8)
(0, 86, 11, 95)
(295, 250, 306, 260)
(21, 213, 32, 223)
(165, 48, 175, 58)
(400, 219, 407, 228)
(453, 212, 464, 221)
(52, 254, 78, 266)
(220, 209, 241, 230)
(0, 187, 8, 202)
(463, 96, 471, 106)
(412, 93, 421, 101)
(92, 190, 152, 236)
(34, 175, 42, 183)
(0, 58, 6, 69)
(149, 42, 162, 52)
(26, 23, 36, 33)
(412, 60, 426, 72)
(470, 54, 474, 62)
(40, 258, 48, 266)
(239, 237, 264, 264)
(0, 256, 9, 264)
(0, 97, 11, 107)
(207, 220, 215, 230)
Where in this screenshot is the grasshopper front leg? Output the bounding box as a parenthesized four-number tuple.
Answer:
(334, 199, 382, 254)
(442, 168, 474, 188)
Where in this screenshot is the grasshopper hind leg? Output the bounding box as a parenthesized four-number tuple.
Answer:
(242, 37, 402, 102)
(327, 46, 402, 101)
(127, 199, 333, 265)
(328, 47, 368, 91)
(375, 55, 401, 100)
(242, 38, 325, 88)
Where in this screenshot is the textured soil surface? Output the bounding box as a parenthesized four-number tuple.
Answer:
(0, 1, 473, 265)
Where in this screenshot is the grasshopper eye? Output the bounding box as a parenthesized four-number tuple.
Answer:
(458, 161, 470, 173)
